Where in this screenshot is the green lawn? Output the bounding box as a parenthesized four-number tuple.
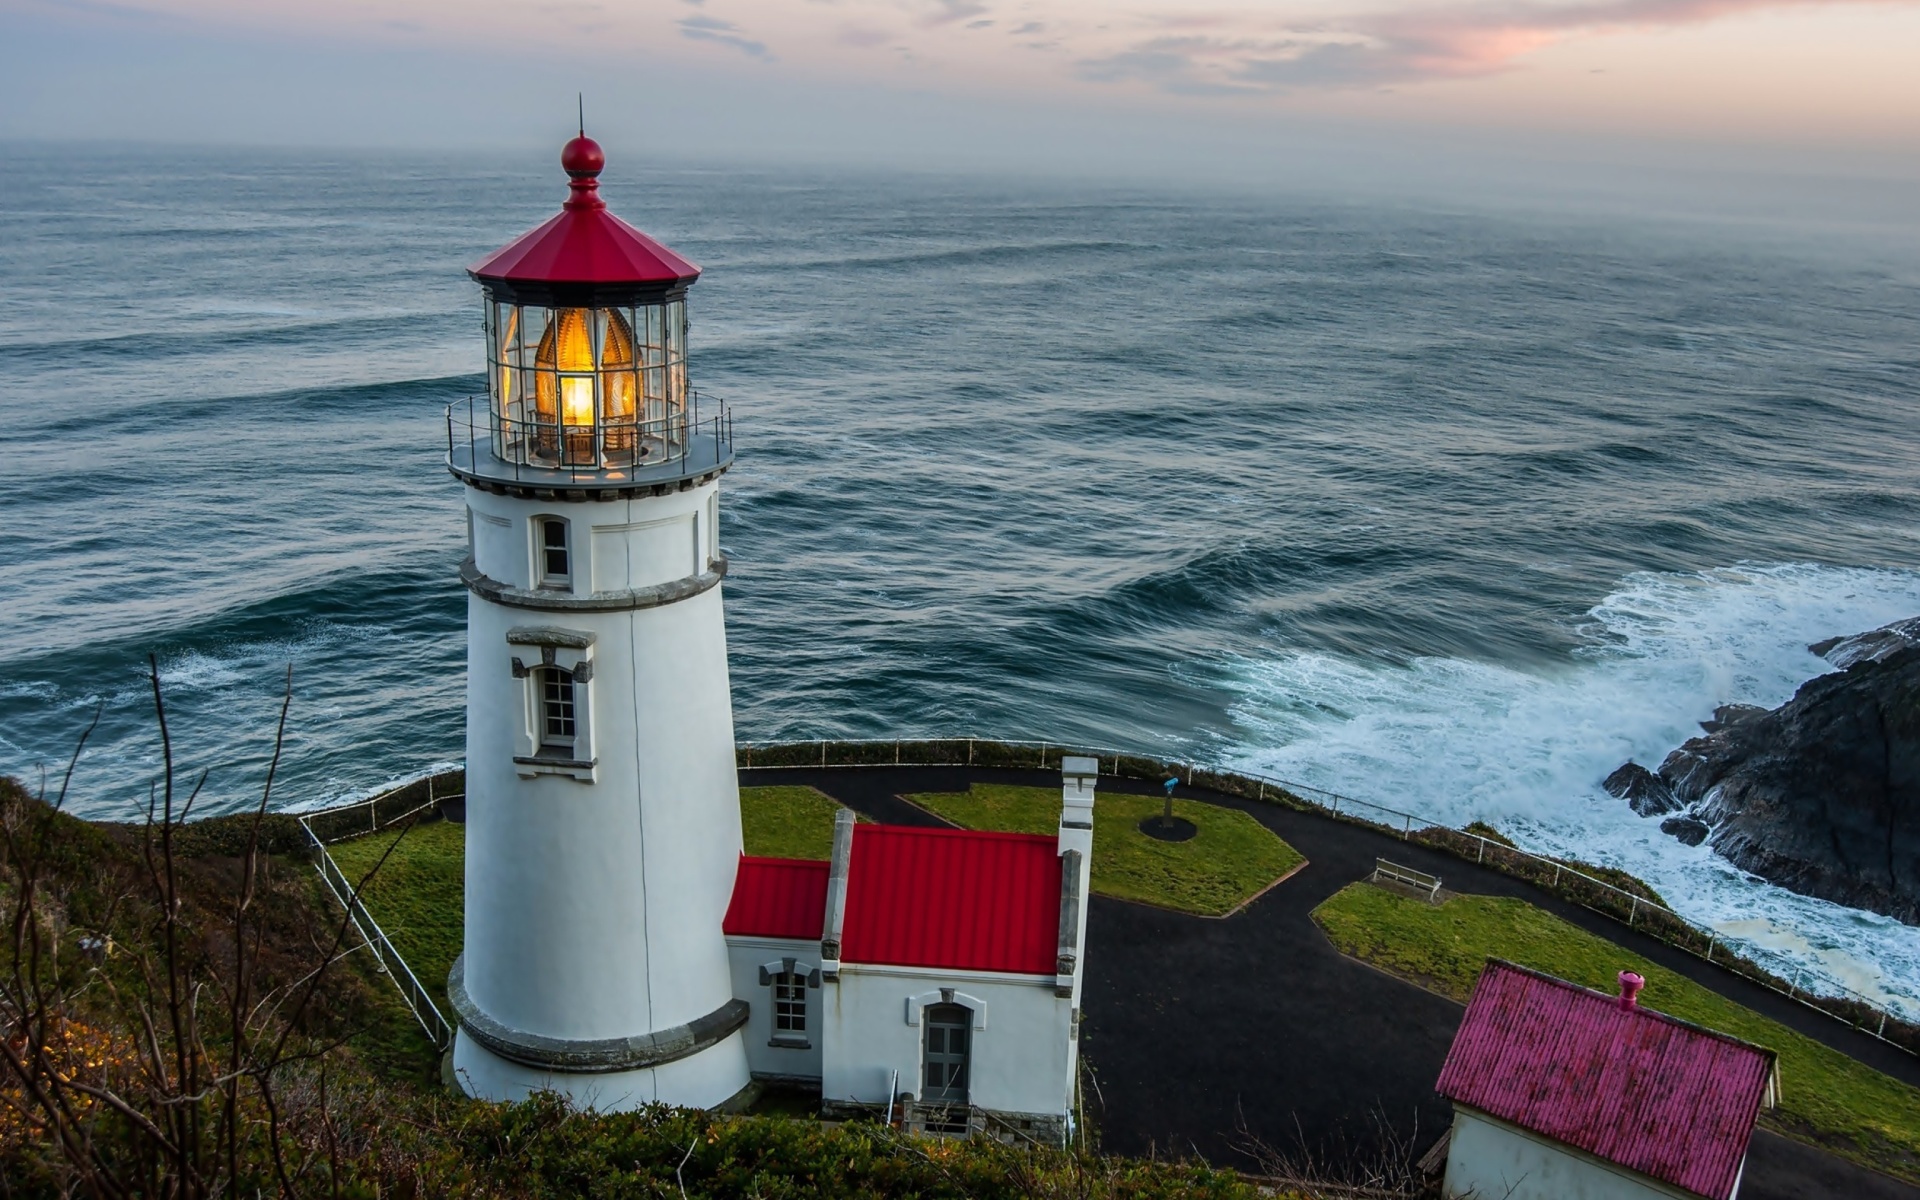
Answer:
(1313, 881, 1920, 1182)
(328, 820, 466, 1018)
(739, 785, 859, 860)
(906, 784, 1304, 917)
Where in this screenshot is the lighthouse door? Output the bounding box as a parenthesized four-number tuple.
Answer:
(922, 1004, 971, 1109)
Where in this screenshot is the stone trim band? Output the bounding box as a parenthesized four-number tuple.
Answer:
(461, 555, 728, 612)
(448, 954, 750, 1073)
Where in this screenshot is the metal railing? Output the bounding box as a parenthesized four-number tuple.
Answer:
(445, 390, 733, 487)
(298, 808, 456, 1050)
(736, 735, 1919, 1047)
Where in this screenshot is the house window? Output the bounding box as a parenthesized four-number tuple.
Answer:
(539, 666, 576, 755)
(772, 971, 807, 1034)
(537, 517, 570, 587)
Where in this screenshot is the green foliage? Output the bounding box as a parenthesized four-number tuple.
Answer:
(420, 1095, 1265, 1199)
(1312, 882, 1920, 1182)
(739, 786, 859, 860)
(907, 785, 1304, 917)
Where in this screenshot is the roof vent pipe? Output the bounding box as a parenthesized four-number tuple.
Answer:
(1618, 970, 1646, 1010)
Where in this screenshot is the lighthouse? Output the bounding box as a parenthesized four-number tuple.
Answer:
(445, 133, 751, 1110)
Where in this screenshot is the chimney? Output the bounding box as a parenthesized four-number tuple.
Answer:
(820, 808, 854, 980)
(1617, 970, 1645, 1010)
(1058, 756, 1098, 859)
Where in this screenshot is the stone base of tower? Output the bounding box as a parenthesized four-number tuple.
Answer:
(451, 1028, 752, 1112)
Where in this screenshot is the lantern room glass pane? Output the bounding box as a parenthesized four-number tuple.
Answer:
(485, 297, 691, 471)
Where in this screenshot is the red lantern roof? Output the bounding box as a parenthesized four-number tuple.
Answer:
(469, 134, 700, 300)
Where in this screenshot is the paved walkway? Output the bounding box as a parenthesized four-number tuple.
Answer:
(745, 763, 1920, 1200)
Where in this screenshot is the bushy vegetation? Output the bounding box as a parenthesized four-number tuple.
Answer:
(1313, 881, 1920, 1182)
(400, 1096, 1273, 1199)
(907, 785, 1304, 917)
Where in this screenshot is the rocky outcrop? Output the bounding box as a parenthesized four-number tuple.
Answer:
(1659, 815, 1710, 846)
(1809, 616, 1920, 669)
(1602, 762, 1680, 816)
(1604, 622, 1920, 925)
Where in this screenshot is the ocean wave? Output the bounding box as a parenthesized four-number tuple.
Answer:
(1219, 561, 1920, 1014)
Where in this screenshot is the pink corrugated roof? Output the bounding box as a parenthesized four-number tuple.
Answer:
(1436, 960, 1776, 1200)
(723, 857, 827, 941)
(840, 825, 1060, 975)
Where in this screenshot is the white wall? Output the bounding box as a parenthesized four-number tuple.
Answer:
(1444, 1108, 1710, 1200)
(726, 937, 826, 1083)
(818, 964, 1075, 1120)
(459, 479, 748, 1110)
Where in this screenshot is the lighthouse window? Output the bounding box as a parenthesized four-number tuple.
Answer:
(772, 971, 807, 1034)
(537, 518, 571, 587)
(538, 667, 577, 752)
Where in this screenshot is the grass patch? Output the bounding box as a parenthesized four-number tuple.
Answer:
(906, 785, 1304, 917)
(740, 786, 861, 860)
(328, 819, 466, 1020)
(1312, 882, 1920, 1182)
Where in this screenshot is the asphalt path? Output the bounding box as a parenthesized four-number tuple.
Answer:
(744, 763, 1920, 1200)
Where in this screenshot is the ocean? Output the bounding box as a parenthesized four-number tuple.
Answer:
(3, 141, 1918, 1014)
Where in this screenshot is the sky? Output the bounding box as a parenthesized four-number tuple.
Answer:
(3, 0, 1919, 194)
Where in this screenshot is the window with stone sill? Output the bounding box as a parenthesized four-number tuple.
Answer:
(538, 666, 576, 757)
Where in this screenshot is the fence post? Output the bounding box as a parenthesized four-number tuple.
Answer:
(1477, 838, 1485, 864)
(1706, 934, 1715, 962)
(820, 740, 826, 768)
(896, 740, 901, 765)
(1258, 781, 1266, 801)
(1552, 863, 1562, 888)
(1629, 895, 1638, 926)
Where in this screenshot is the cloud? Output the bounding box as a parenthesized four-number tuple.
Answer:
(836, 22, 893, 46)
(678, 13, 771, 58)
(920, 0, 990, 26)
(1079, 0, 1901, 92)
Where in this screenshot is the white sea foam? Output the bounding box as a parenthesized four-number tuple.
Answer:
(1220, 562, 1920, 1016)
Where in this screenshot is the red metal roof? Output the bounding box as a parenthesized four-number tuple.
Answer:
(723, 857, 827, 941)
(469, 136, 700, 288)
(840, 825, 1061, 975)
(1436, 961, 1776, 1200)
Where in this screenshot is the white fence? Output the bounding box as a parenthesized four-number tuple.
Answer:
(297, 809, 456, 1050)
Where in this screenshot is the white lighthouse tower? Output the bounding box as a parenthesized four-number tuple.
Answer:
(445, 133, 751, 1110)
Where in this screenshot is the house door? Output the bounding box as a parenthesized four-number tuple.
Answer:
(922, 1004, 971, 1107)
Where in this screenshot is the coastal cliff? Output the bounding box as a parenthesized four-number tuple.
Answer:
(1606, 620, 1920, 924)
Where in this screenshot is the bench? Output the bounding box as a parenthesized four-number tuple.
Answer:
(1372, 858, 1442, 901)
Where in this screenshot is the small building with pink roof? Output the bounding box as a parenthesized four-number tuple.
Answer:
(1434, 960, 1779, 1200)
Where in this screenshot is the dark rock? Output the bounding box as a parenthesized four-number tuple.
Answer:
(1811, 617, 1920, 669)
(1654, 640, 1920, 924)
(1700, 704, 1768, 734)
(1661, 816, 1710, 846)
(1603, 762, 1681, 816)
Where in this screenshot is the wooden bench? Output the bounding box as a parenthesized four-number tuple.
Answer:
(1372, 858, 1442, 901)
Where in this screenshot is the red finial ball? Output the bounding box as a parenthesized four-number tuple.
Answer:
(561, 135, 604, 178)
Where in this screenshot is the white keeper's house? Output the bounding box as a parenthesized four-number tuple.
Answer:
(443, 132, 1091, 1141)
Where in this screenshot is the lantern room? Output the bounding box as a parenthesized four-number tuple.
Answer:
(456, 134, 725, 484)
